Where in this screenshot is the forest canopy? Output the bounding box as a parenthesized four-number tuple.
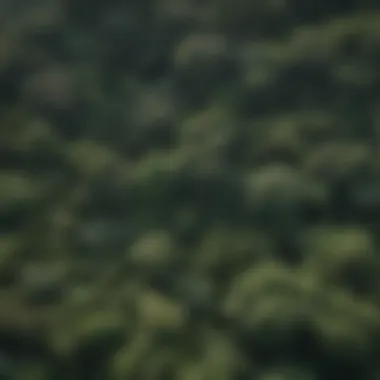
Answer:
(0, 0, 380, 379)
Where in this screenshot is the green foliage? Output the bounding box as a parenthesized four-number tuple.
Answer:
(1, 1, 380, 380)
(302, 227, 380, 296)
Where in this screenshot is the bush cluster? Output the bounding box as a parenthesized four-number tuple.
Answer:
(1, 0, 380, 379)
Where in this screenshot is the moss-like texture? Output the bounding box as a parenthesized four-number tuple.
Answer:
(1, 1, 380, 379)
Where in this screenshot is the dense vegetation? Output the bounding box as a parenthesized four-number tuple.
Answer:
(1, 0, 380, 379)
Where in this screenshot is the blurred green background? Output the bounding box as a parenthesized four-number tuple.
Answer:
(1, 0, 380, 379)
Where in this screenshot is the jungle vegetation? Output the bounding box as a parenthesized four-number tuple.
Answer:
(1, 0, 380, 379)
